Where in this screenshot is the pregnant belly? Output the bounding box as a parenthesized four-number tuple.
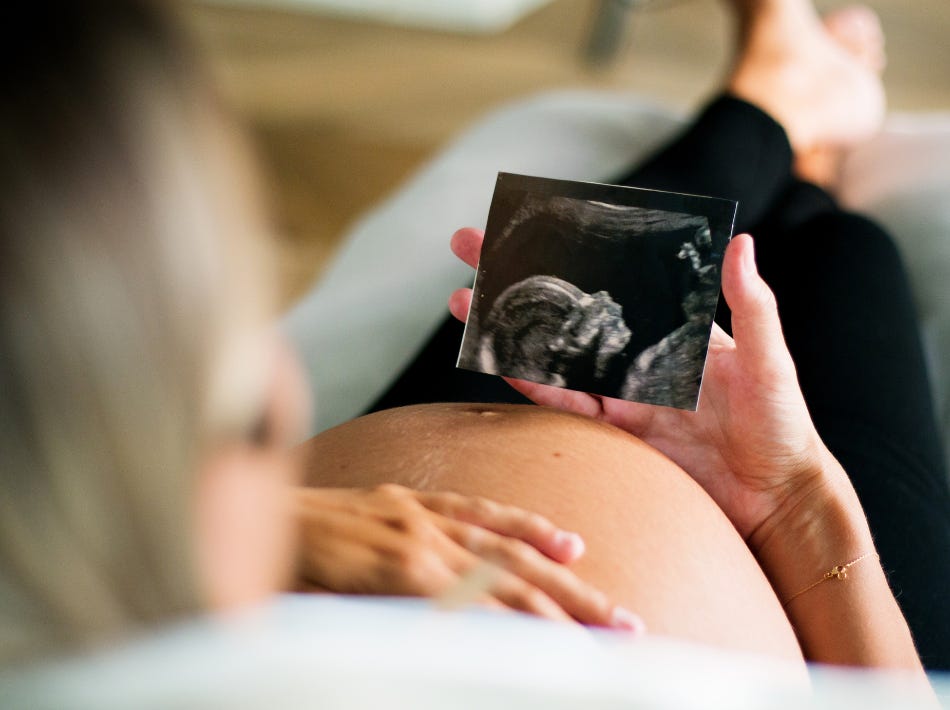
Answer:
(301, 402, 804, 665)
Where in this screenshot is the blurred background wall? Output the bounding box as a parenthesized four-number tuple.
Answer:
(183, 0, 950, 305)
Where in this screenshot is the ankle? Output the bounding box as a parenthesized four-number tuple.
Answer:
(733, 0, 821, 41)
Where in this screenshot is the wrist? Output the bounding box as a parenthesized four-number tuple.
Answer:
(747, 452, 926, 673)
(748, 449, 875, 601)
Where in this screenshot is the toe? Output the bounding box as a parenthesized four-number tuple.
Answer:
(823, 5, 886, 73)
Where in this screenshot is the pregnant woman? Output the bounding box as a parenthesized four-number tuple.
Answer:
(1, 0, 944, 694)
(305, 0, 950, 675)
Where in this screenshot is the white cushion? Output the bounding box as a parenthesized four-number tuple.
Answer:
(3, 595, 943, 708)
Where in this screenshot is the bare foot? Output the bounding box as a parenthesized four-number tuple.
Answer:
(794, 5, 887, 188)
(727, 0, 886, 153)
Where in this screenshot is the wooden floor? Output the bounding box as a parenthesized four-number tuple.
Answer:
(184, 0, 950, 304)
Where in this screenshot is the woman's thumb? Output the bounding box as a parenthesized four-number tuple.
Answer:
(720, 234, 795, 375)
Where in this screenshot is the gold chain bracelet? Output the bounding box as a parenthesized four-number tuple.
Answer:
(782, 552, 878, 607)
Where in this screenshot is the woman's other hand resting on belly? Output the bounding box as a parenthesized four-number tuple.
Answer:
(292, 484, 643, 632)
(450, 229, 927, 675)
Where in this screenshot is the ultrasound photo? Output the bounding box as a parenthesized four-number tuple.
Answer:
(456, 173, 737, 410)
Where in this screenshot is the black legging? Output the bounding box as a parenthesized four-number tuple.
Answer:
(371, 96, 950, 670)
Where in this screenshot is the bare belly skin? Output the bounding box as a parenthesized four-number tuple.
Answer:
(301, 402, 805, 665)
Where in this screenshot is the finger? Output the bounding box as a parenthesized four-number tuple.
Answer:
(430, 544, 569, 621)
(720, 235, 796, 379)
(448, 287, 473, 323)
(450, 227, 484, 269)
(458, 524, 645, 632)
(416, 490, 585, 563)
(506, 378, 656, 445)
(487, 568, 574, 622)
(505, 377, 658, 434)
(434, 558, 505, 610)
(503, 377, 605, 419)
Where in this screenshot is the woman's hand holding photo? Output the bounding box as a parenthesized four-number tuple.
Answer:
(450, 228, 831, 546)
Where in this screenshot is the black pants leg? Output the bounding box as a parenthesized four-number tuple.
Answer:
(371, 96, 950, 669)
(752, 192, 950, 671)
(616, 96, 797, 234)
(626, 97, 950, 670)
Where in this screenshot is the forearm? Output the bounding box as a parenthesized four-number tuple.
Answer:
(750, 449, 924, 672)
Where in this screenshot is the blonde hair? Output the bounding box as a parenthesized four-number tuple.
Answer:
(0, 2, 275, 664)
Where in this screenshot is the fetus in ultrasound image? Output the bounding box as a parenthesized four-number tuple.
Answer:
(457, 173, 736, 410)
(480, 274, 631, 389)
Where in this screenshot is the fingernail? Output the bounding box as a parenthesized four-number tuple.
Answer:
(553, 531, 585, 559)
(611, 607, 647, 636)
(741, 236, 757, 275)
